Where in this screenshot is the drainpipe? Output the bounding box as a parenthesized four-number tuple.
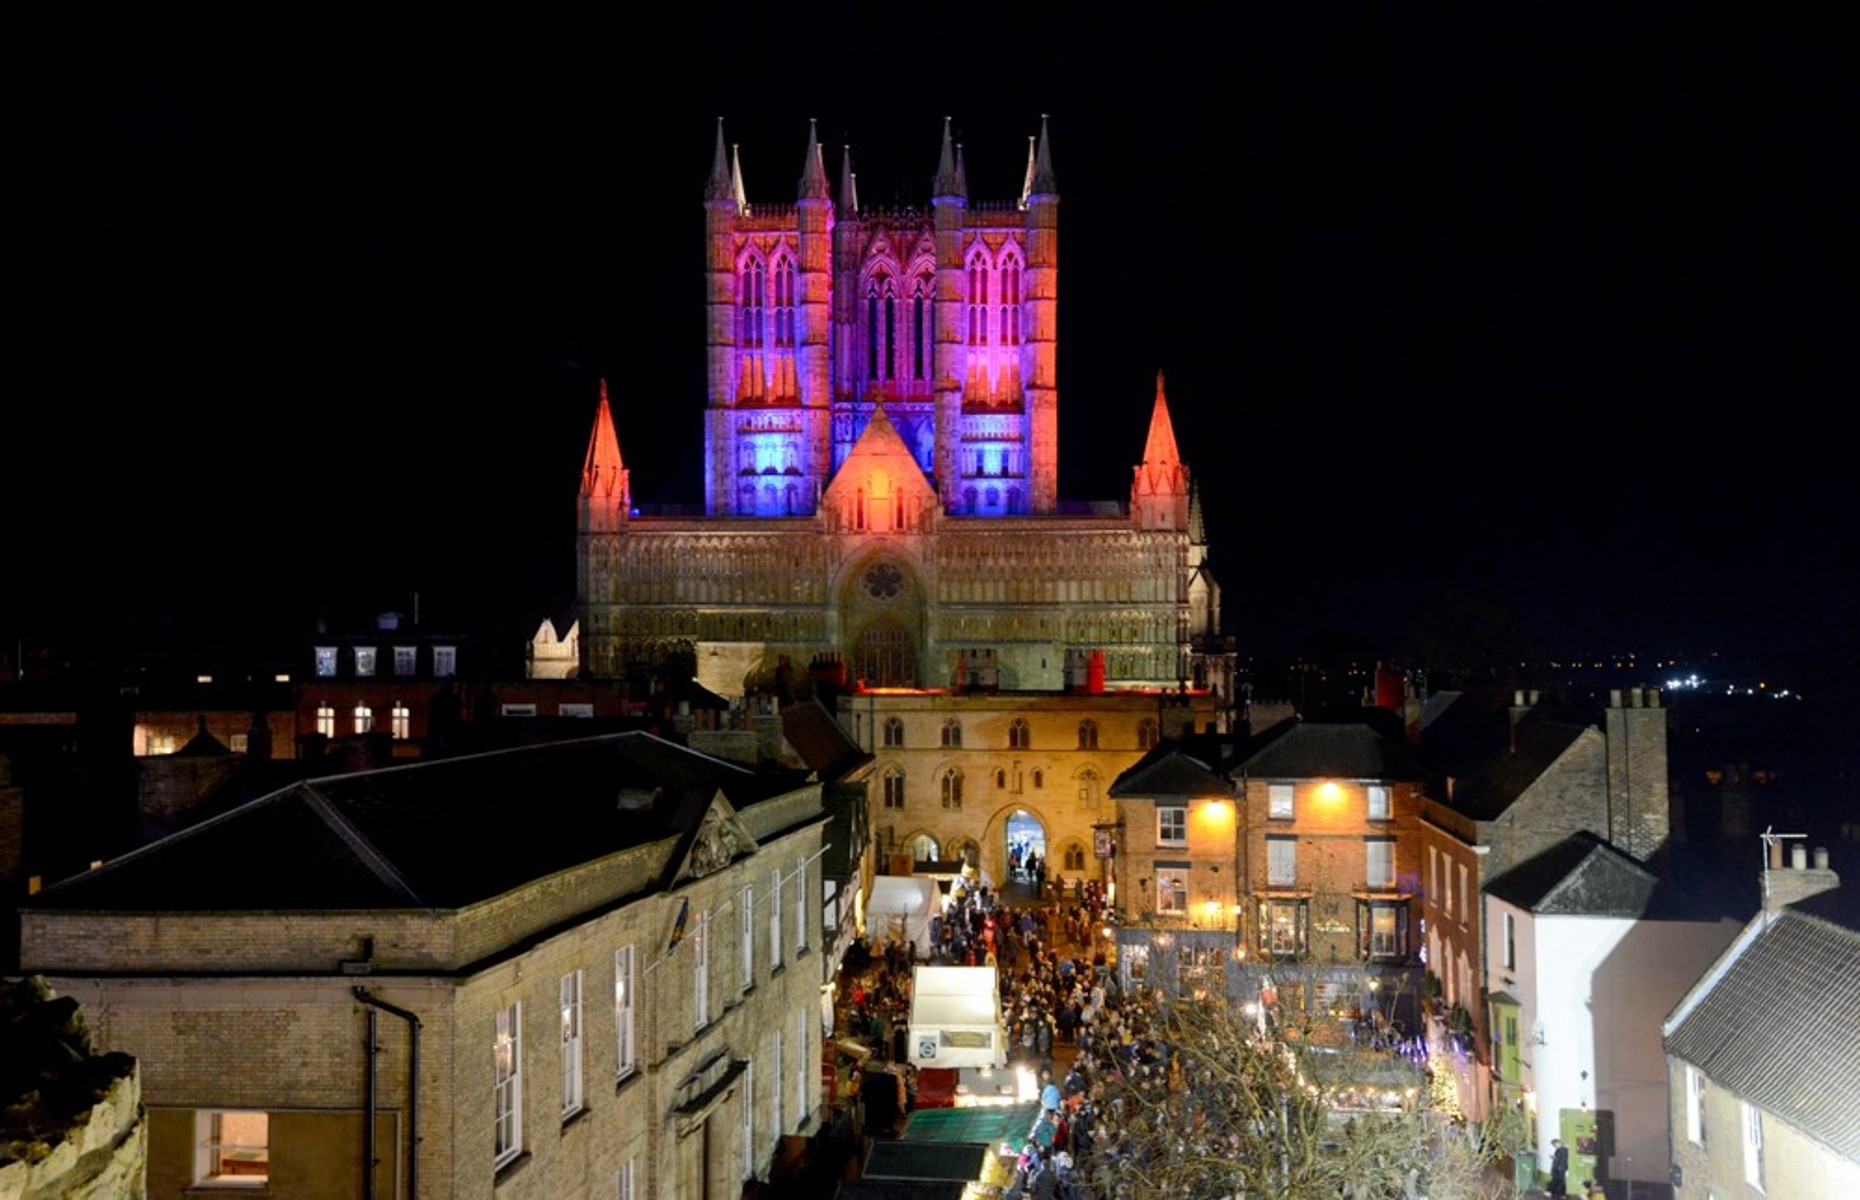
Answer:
(355, 987, 422, 1200)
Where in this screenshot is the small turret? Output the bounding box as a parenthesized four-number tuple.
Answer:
(932, 116, 966, 203)
(580, 379, 630, 535)
(798, 117, 830, 201)
(839, 144, 858, 216)
(703, 118, 733, 205)
(1131, 371, 1190, 531)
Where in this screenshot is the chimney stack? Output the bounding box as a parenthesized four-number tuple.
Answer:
(1763, 840, 1839, 917)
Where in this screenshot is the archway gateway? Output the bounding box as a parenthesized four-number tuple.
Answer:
(1003, 809, 1047, 883)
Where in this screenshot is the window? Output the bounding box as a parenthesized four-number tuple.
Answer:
(1366, 838, 1395, 889)
(1367, 785, 1391, 820)
(1269, 783, 1294, 819)
(353, 704, 373, 735)
(883, 716, 905, 747)
(1429, 847, 1439, 911)
(1443, 854, 1454, 917)
(615, 945, 636, 1078)
(994, 767, 1007, 789)
(315, 704, 336, 738)
(1458, 864, 1469, 926)
(1137, 718, 1160, 750)
(391, 703, 411, 739)
(770, 1030, 784, 1135)
(1156, 867, 1189, 912)
(795, 860, 808, 954)
(195, 1110, 268, 1184)
(1008, 719, 1030, 749)
(1077, 719, 1098, 749)
(794, 1008, 810, 1128)
(770, 870, 784, 969)
(1032, 768, 1044, 789)
(558, 702, 593, 718)
(940, 719, 962, 748)
(393, 645, 416, 677)
(354, 647, 377, 677)
(1268, 836, 1297, 886)
(1064, 843, 1086, 871)
(940, 769, 962, 810)
(494, 1002, 522, 1167)
(433, 645, 457, 677)
(1261, 899, 1308, 958)
(1078, 768, 1099, 808)
(1743, 1100, 1764, 1189)
(501, 703, 537, 717)
(1358, 900, 1407, 959)
(693, 909, 710, 1031)
(561, 971, 584, 1117)
(741, 885, 755, 990)
(1685, 1065, 1706, 1146)
(619, 1158, 636, 1200)
(741, 1060, 755, 1181)
(1157, 806, 1187, 846)
(314, 647, 337, 677)
(1502, 911, 1516, 969)
(883, 769, 905, 808)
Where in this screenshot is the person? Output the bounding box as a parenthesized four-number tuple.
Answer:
(1548, 1137, 1569, 1197)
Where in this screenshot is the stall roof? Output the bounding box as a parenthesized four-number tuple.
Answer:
(901, 1102, 1043, 1146)
(864, 1140, 990, 1181)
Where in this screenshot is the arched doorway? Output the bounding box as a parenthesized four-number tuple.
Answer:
(907, 832, 940, 864)
(1003, 809, 1047, 884)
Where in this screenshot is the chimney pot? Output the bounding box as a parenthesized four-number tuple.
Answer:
(1813, 846, 1831, 870)
(1768, 839, 1784, 869)
(1791, 844, 1809, 870)
(1610, 689, 1623, 708)
(1513, 689, 1525, 706)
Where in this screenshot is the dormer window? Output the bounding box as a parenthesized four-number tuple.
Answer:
(314, 647, 337, 678)
(354, 647, 377, 677)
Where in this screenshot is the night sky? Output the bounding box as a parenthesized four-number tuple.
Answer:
(8, 9, 1856, 671)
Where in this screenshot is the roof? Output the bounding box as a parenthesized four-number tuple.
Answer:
(27, 732, 784, 912)
(781, 699, 872, 782)
(863, 1140, 989, 1181)
(1665, 903, 1860, 1163)
(1484, 832, 1656, 917)
(1230, 720, 1426, 782)
(1108, 745, 1227, 799)
(1441, 721, 1591, 821)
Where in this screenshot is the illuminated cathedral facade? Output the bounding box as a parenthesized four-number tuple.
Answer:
(578, 117, 1226, 698)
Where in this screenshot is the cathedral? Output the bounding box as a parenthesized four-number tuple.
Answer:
(578, 116, 1224, 698)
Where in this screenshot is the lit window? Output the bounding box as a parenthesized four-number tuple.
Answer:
(195, 1110, 268, 1184)
(692, 909, 710, 1031)
(1269, 784, 1294, 819)
(883, 717, 905, 747)
(393, 646, 416, 677)
(941, 719, 962, 748)
(1261, 899, 1308, 958)
(1743, 1101, 1764, 1189)
(353, 705, 373, 735)
(561, 971, 584, 1118)
(1366, 838, 1395, 889)
(354, 647, 377, 677)
(1157, 806, 1186, 846)
(1008, 719, 1030, 749)
(940, 769, 963, 810)
(614, 945, 636, 1079)
(316, 705, 336, 738)
(314, 647, 337, 677)
(1268, 836, 1297, 886)
(145, 731, 178, 756)
(1078, 719, 1098, 749)
(1358, 901, 1406, 958)
(883, 769, 906, 808)
(1156, 867, 1189, 912)
(494, 1002, 522, 1167)
(1367, 785, 1391, 821)
(228, 733, 248, 753)
(1685, 1066, 1706, 1146)
(432, 645, 457, 677)
(391, 704, 411, 740)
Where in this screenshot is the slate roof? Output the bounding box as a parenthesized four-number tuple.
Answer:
(863, 1140, 990, 1181)
(1229, 720, 1426, 782)
(1440, 721, 1590, 821)
(781, 699, 872, 782)
(1108, 746, 1227, 799)
(27, 732, 781, 912)
(1484, 832, 1657, 917)
(1665, 902, 1860, 1164)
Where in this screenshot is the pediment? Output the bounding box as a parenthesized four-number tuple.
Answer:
(674, 792, 759, 883)
(820, 405, 937, 508)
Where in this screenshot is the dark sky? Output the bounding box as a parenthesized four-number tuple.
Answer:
(7, 8, 1856, 669)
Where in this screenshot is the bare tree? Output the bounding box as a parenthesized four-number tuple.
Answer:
(1079, 995, 1514, 1199)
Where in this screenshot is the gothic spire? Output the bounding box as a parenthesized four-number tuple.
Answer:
(1189, 477, 1206, 545)
(798, 118, 830, 201)
(932, 116, 965, 201)
(1142, 371, 1182, 468)
(839, 145, 858, 215)
(955, 143, 968, 198)
(704, 118, 732, 203)
(1019, 135, 1037, 209)
(582, 378, 628, 502)
(1030, 113, 1058, 195)
(731, 143, 748, 213)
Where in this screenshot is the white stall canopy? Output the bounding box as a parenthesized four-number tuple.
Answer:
(909, 965, 1005, 1069)
(867, 874, 938, 949)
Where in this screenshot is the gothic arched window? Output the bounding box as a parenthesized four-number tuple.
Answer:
(772, 253, 796, 348)
(883, 768, 906, 809)
(912, 274, 933, 380)
(1008, 719, 1030, 750)
(940, 768, 963, 810)
(740, 258, 766, 348)
(1078, 719, 1099, 750)
(941, 719, 962, 748)
(966, 249, 989, 346)
(1063, 843, 1086, 871)
(994, 768, 1007, 788)
(999, 250, 1022, 346)
(1032, 768, 1044, 789)
(1078, 767, 1101, 808)
(1138, 718, 1160, 750)
(883, 716, 905, 748)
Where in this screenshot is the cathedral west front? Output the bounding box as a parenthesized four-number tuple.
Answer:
(577, 116, 1223, 699)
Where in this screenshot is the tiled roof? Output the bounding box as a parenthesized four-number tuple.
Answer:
(1484, 832, 1656, 916)
(1108, 746, 1227, 799)
(1665, 903, 1860, 1163)
(28, 733, 781, 911)
(1229, 720, 1426, 782)
(1443, 721, 1590, 821)
(781, 699, 872, 782)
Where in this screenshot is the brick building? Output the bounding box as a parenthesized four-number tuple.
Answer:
(20, 732, 829, 1200)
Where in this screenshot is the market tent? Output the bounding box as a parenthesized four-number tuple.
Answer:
(909, 965, 1004, 1068)
(867, 874, 937, 949)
